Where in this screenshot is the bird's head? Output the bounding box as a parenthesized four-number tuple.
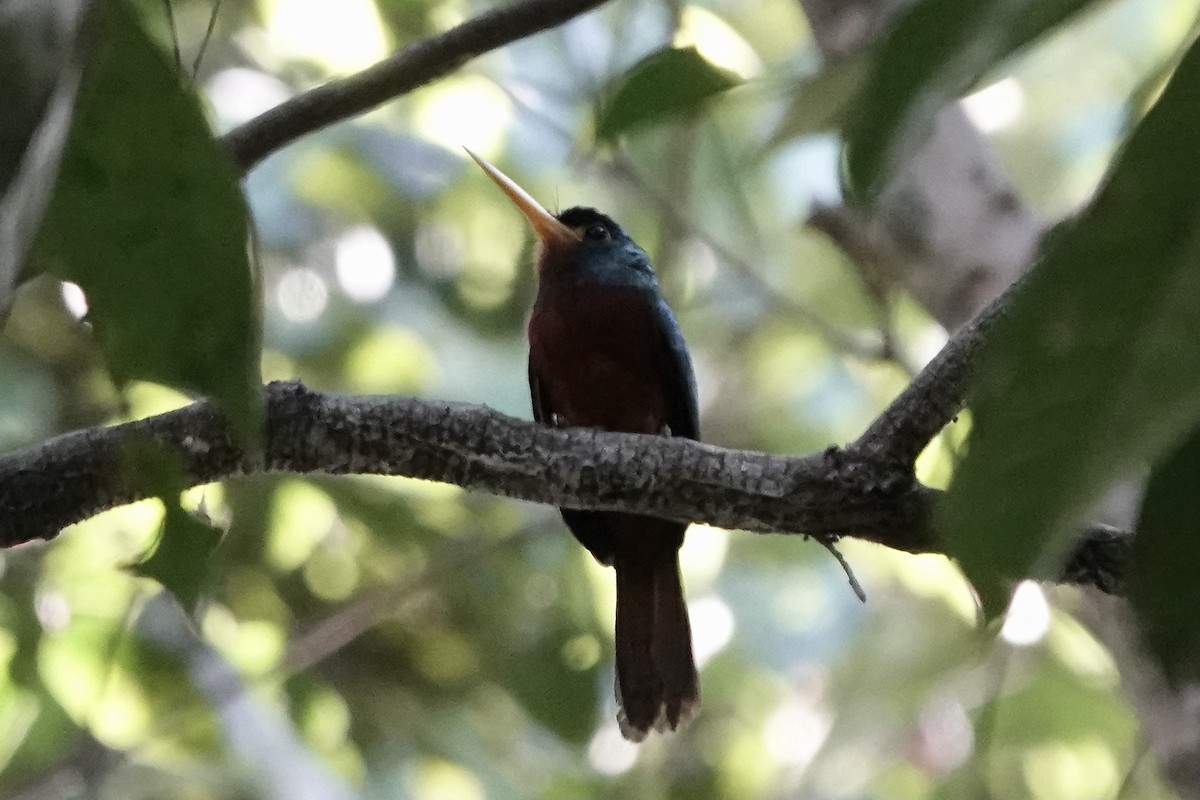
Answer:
(466, 149, 659, 290)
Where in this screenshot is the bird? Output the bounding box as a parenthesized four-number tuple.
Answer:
(466, 149, 700, 741)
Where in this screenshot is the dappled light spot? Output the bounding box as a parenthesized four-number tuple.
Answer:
(205, 68, 292, 129)
(889, 553, 978, 623)
(675, 238, 720, 299)
(59, 281, 88, 320)
(413, 631, 479, 684)
(912, 696, 973, 774)
(335, 226, 396, 303)
(914, 410, 971, 490)
(770, 570, 831, 634)
(303, 541, 361, 602)
(1000, 580, 1050, 647)
(412, 758, 485, 800)
(343, 327, 434, 394)
(1021, 739, 1120, 800)
(456, 269, 516, 311)
(275, 267, 329, 323)
(587, 722, 639, 774)
(299, 685, 352, 752)
(674, 6, 762, 78)
(963, 78, 1026, 133)
(690, 595, 735, 667)
(181, 484, 230, 529)
(766, 135, 843, 215)
(763, 693, 831, 767)
(1047, 615, 1119, 687)
(260, 348, 298, 382)
(87, 667, 152, 749)
(562, 634, 602, 671)
(122, 381, 196, 419)
(34, 589, 71, 632)
(201, 604, 286, 675)
(267, 481, 339, 572)
(913, 324, 951, 369)
(680, 524, 729, 591)
(412, 75, 513, 155)
(261, 0, 389, 74)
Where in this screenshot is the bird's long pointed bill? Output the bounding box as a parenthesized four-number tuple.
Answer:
(464, 148, 578, 249)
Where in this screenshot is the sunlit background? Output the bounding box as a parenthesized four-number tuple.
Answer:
(0, 0, 1194, 797)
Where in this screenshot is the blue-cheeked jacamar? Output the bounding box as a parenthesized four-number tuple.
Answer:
(468, 150, 700, 741)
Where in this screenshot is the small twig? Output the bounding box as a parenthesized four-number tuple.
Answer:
(817, 536, 867, 602)
(191, 0, 223, 77)
(607, 155, 889, 361)
(160, 0, 182, 72)
(222, 0, 610, 173)
(286, 532, 522, 672)
(808, 202, 921, 375)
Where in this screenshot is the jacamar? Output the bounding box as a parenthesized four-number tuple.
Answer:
(467, 150, 700, 741)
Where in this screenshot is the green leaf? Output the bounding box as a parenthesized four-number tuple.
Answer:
(121, 436, 223, 612)
(43, 0, 261, 438)
(844, 0, 1106, 198)
(766, 50, 872, 148)
(498, 622, 599, 744)
(1129, 425, 1200, 683)
(595, 46, 741, 141)
(943, 37, 1200, 616)
(132, 503, 223, 613)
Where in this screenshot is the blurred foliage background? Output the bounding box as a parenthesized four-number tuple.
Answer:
(0, 0, 1196, 797)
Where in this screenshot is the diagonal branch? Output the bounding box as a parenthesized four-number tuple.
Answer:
(849, 267, 1027, 468)
(221, 0, 610, 173)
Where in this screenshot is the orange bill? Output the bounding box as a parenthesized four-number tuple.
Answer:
(464, 148, 579, 250)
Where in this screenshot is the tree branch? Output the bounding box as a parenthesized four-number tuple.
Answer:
(0, 382, 1128, 595)
(0, 0, 1129, 602)
(0, 380, 933, 549)
(221, 0, 610, 173)
(848, 266, 1026, 468)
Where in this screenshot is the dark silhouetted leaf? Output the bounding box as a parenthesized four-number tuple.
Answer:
(121, 435, 222, 612)
(943, 38, 1200, 616)
(596, 46, 741, 141)
(1129, 425, 1200, 683)
(0, 0, 91, 317)
(133, 502, 223, 614)
(43, 0, 261, 438)
(845, 0, 1106, 198)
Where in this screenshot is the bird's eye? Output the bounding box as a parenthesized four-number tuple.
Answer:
(584, 224, 611, 241)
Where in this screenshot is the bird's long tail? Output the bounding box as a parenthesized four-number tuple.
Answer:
(613, 548, 699, 741)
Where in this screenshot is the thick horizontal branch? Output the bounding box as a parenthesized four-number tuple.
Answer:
(0, 381, 932, 548)
(222, 0, 609, 173)
(0, 380, 1128, 593)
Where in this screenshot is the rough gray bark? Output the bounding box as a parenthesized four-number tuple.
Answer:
(0, 367, 1128, 595)
(0, 381, 931, 548)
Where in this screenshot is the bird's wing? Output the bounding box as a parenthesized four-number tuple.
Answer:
(529, 354, 617, 565)
(528, 356, 551, 425)
(653, 295, 700, 441)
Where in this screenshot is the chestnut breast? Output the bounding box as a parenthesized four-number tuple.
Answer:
(528, 284, 672, 434)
